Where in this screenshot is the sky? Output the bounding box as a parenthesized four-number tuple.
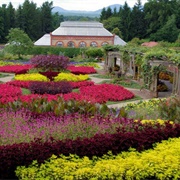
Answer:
(1, 0, 148, 11)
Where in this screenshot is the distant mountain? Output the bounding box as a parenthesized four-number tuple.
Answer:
(52, 4, 122, 17)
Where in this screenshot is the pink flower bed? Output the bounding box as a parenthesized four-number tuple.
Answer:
(0, 84, 22, 104)
(0, 65, 32, 73)
(67, 65, 96, 74)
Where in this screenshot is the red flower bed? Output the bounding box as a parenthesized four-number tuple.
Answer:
(6, 80, 95, 89)
(70, 81, 94, 88)
(0, 84, 22, 104)
(80, 84, 134, 103)
(1, 83, 134, 104)
(6, 80, 30, 88)
(67, 65, 96, 74)
(0, 65, 32, 73)
(0, 122, 180, 179)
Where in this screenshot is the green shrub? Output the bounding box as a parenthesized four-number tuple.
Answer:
(29, 46, 81, 58)
(158, 96, 180, 123)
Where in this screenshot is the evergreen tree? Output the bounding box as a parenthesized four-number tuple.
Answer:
(0, 4, 8, 42)
(150, 15, 180, 42)
(40, 1, 53, 34)
(118, 2, 132, 41)
(100, 7, 106, 22)
(130, 0, 146, 39)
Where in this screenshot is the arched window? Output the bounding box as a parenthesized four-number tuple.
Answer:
(90, 41, 98, 47)
(101, 42, 108, 46)
(67, 41, 75, 47)
(56, 41, 63, 47)
(79, 41, 86, 48)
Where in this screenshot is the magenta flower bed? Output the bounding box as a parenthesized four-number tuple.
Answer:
(0, 65, 32, 73)
(67, 65, 96, 74)
(0, 84, 22, 104)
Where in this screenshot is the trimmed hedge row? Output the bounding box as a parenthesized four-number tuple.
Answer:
(16, 138, 180, 180)
(28, 46, 81, 58)
(0, 122, 180, 179)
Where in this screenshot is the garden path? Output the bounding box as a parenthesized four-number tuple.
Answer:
(0, 73, 14, 83)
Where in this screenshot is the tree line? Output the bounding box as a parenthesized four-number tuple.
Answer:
(0, 0, 180, 44)
(100, 0, 180, 42)
(0, 0, 64, 43)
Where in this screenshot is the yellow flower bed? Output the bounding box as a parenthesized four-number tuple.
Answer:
(16, 138, 180, 179)
(76, 62, 100, 68)
(15, 73, 49, 81)
(54, 73, 89, 82)
(134, 119, 174, 125)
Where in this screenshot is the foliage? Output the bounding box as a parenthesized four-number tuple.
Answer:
(103, 44, 120, 52)
(0, 120, 180, 179)
(158, 96, 180, 123)
(30, 55, 69, 71)
(125, 98, 164, 120)
(29, 81, 73, 95)
(85, 48, 104, 58)
(150, 15, 180, 42)
(16, 137, 180, 180)
(5, 28, 33, 58)
(29, 46, 81, 58)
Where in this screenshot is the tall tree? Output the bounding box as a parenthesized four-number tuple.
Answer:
(118, 2, 132, 41)
(130, 0, 146, 39)
(21, 0, 41, 40)
(0, 4, 8, 42)
(6, 3, 15, 30)
(15, 5, 25, 29)
(40, 1, 53, 34)
(150, 15, 180, 42)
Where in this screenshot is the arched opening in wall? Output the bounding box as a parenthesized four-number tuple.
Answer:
(114, 57, 120, 71)
(157, 70, 173, 98)
(67, 41, 75, 47)
(56, 41, 63, 47)
(101, 42, 108, 46)
(79, 41, 86, 48)
(90, 41, 97, 47)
